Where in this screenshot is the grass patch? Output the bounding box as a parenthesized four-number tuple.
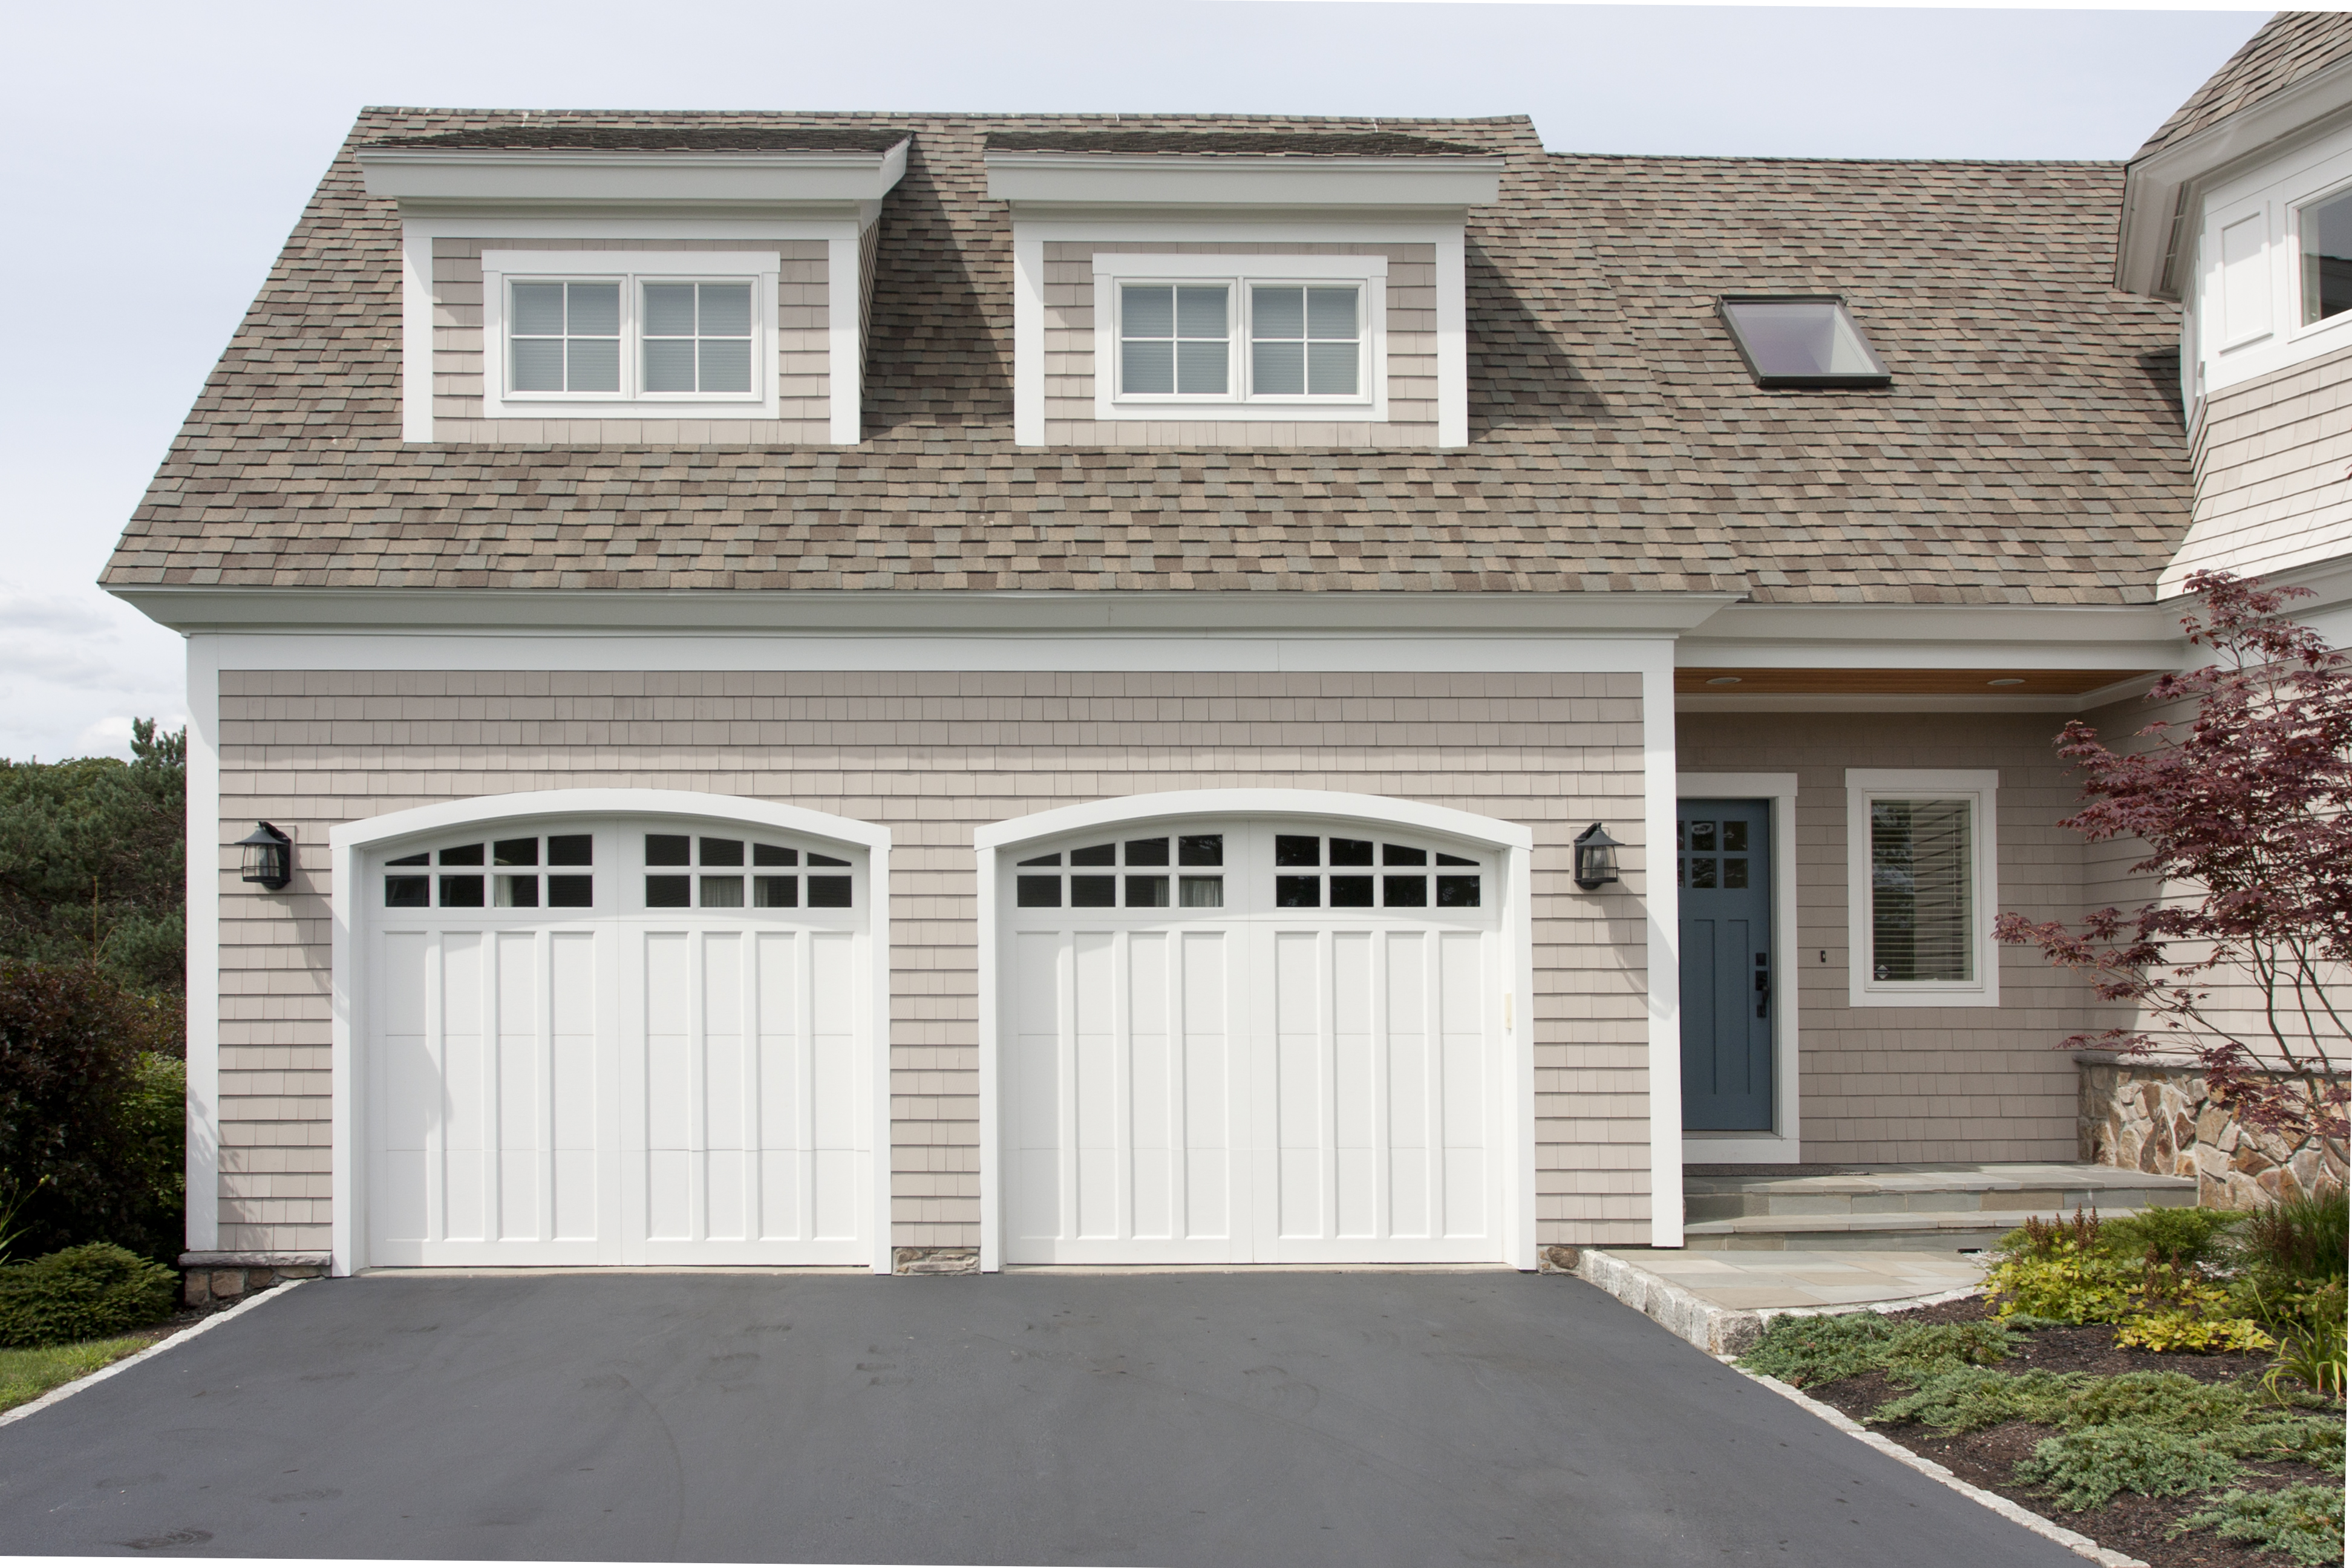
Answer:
(0, 1335, 149, 1414)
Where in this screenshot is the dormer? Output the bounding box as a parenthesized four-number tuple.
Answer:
(2117, 18, 2352, 416)
(357, 125, 909, 445)
(984, 132, 1504, 449)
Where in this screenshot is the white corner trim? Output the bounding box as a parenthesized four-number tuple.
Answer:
(975, 838, 1002, 1273)
(0, 1278, 312, 1433)
(327, 788, 893, 1276)
(1677, 772, 1801, 1161)
(1014, 228, 1046, 446)
(183, 636, 221, 1254)
(1436, 223, 1468, 447)
(1641, 645, 1682, 1245)
(1843, 768, 2001, 1010)
(973, 788, 1534, 854)
(828, 230, 863, 446)
(400, 228, 434, 443)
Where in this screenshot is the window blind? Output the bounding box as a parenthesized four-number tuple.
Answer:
(1869, 799, 1973, 982)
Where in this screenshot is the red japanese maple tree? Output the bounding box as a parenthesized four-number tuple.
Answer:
(1995, 571, 2350, 1166)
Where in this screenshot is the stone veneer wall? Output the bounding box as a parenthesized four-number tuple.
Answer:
(2079, 1056, 2348, 1206)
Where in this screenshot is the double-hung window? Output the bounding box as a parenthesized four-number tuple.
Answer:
(1093, 253, 1387, 421)
(480, 250, 779, 418)
(1845, 769, 1999, 1007)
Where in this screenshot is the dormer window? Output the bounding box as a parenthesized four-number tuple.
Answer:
(1093, 255, 1385, 421)
(480, 252, 780, 417)
(1717, 295, 1892, 388)
(2299, 186, 2352, 324)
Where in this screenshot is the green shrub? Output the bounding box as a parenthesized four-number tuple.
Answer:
(1738, 1312, 1894, 1387)
(2173, 1485, 2349, 1567)
(0, 1243, 176, 1348)
(1879, 1320, 2015, 1380)
(2097, 1207, 2242, 1270)
(1983, 1243, 2144, 1324)
(2056, 1370, 2255, 1435)
(2232, 1185, 2349, 1285)
(2013, 1425, 2244, 1512)
(1871, 1367, 2083, 1432)
(0, 964, 184, 1261)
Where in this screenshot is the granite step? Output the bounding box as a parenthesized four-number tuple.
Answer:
(1680, 1208, 2165, 1253)
(1683, 1161, 2198, 1225)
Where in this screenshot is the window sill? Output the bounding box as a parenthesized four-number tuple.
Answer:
(483, 396, 782, 421)
(1096, 400, 1382, 423)
(1846, 985, 2000, 1010)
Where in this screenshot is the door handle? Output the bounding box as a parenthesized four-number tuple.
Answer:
(1754, 952, 1769, 1019)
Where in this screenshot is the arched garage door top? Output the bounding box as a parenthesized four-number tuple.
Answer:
(975, 789, 1532, 855)
(332, 789, 892, 855)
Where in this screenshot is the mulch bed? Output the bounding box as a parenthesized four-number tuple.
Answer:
(1784, 1295, 2344, 1568)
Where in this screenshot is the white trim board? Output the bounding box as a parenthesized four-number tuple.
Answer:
(327, 789, 895, 1276)
(203, 632, 1691, 675)
(1676, 773, 1801, 1165)
(975, 789, 1537, 1273)
(1640, 644, 1683, 1245)
(185, 635, 222, 1253)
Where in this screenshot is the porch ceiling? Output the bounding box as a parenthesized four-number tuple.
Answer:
(1674, 667, 2158, 696)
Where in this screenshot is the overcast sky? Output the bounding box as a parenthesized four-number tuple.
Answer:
(0, 1, 2270, 762)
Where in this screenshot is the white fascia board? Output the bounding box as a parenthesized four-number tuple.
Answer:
(985, 152, 1501, 209)
(357, 142, 911, 207)
(2118, 64, 2352, 297)
(112, 587, 1740, 637)
(1681, 598, 2187, 660)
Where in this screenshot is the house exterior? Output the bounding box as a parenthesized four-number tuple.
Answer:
(104, 19, 2352, 1281)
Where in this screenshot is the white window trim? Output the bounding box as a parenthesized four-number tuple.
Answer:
(1844, 768, 2001, 1010)
(480, 249, 783, 420)
(1089, 253, 1390, 423)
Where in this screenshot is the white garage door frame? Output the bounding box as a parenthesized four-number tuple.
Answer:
(328, 788, 892, 1276)
(975, 788, 1537, 1272)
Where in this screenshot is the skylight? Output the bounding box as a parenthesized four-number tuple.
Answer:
(1717, 295, 1891, 388)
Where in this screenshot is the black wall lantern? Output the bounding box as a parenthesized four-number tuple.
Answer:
(1572, 822, 1622, 892)
(238, 822, 292, 890)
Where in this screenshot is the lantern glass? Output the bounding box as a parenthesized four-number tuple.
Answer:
(238, 822, 291, 890)
(1572, 823, 1622, 891)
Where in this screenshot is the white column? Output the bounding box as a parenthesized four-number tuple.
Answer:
(1641, 641, 1684, 1246)
(184, 636, 221, 1254)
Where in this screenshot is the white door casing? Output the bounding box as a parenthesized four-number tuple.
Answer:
(330, 791, 891, 1275)
(977, 790, 1535, 1270)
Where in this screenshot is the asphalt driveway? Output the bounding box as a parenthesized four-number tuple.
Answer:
(0, 1270, 2080, 1566)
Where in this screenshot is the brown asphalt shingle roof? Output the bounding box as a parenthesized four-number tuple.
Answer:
(982, 131, 1485, 156)
(371, 125, 912, 152)
(101, 108, 2193, 606)
(2135, 11, 2352, 163)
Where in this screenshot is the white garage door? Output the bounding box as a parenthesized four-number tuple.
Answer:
(364, 818, 873, 1267)
(1002, 820, 1506, 1265)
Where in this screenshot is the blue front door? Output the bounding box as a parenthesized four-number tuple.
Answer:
(1679, 799, 1774, 1132)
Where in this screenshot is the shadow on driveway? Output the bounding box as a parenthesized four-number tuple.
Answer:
(0, 1270, 2082, 1566)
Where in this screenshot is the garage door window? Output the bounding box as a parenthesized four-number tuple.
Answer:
(1016, 833, 1224, 909)
(644, 833, 854, 909)
(384, 833, 594, 909)
(1270, 834, 1481, 909)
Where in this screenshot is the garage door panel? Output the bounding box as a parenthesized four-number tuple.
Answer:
(1127, 932, 1171, 1240)
(1007, 818, 1503, 1266)
(368, 818, 874, 1269)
